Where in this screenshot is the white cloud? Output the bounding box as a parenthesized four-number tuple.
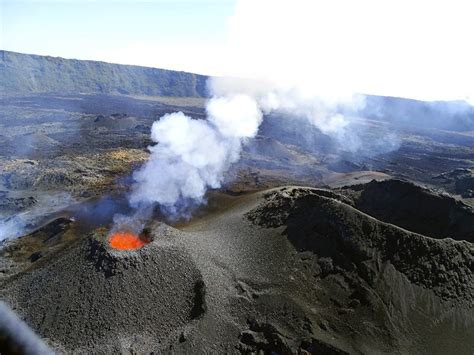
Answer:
(218, 0, 474, 102)
(91, 0, 473, 102)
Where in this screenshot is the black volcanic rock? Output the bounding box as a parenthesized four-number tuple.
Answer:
(0, 195, 37, 213)
(453, 169, 474, 197)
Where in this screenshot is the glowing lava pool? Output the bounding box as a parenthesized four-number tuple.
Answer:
(108, 231, 149, 250)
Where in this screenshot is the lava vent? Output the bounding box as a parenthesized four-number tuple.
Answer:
(108, 231, 150, 250)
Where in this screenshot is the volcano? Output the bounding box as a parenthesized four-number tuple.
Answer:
(1, 51, 474, 353)
(1, 182, 473, 353)
(1, 224, 206, 353)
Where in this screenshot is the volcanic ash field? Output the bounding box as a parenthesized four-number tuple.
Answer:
(1, 181, 473, 354)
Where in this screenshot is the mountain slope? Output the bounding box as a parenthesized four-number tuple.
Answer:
(0, 50, 208, 97)
(2, 184, 473, 353)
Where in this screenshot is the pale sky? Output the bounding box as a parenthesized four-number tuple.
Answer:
(1, 0, 473, 102)
(1, 0, 234, 75)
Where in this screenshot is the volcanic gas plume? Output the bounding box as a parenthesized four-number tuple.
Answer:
(127, 83, 370, 217)
(130, 95, 262, 216)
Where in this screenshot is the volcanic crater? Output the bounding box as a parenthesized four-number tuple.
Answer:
(1, 223, 207, 353)
(108, 230, 152, 251)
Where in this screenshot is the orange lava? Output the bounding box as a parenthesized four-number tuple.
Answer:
(109, 231, 148, 250)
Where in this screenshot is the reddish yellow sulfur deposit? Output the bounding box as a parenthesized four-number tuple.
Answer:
(109, 231, 148, 250)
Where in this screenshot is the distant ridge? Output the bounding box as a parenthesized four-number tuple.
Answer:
(1, 51, 472, 132)
(0, 50, 208, 97)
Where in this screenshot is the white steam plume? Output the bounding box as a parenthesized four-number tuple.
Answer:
(130, 95, 262, 214)
(209, 77, 369, 151)
(130, 0, 382, 215)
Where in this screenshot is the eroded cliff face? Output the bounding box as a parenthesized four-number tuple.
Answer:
(1, 50, 208, 97)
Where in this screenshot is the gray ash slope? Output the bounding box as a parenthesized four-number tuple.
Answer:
(1, 224, 206, 353)
(2, 179, 473, 354)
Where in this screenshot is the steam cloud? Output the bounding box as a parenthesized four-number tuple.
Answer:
(129, 1, 389, 214)
(129, 0, 473, 215)
(129, 81, 372, 214)
(130, 95, 262, 215)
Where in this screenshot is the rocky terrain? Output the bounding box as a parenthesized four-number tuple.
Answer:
(246, 186, 473, 354)
(1, 185, 473, 353)
(1, 52, 474, 354)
